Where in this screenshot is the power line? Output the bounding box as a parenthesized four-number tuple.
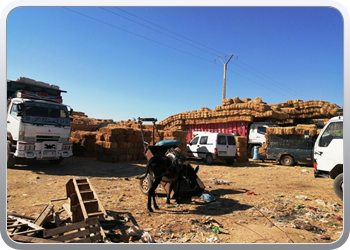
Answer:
(114, 7, 225, 56)
(100, 7, 219, 57)
(235, 59, 308, 99)
(62, 7, 305, 101)
(113, 7, 307, 100)
(62, 7, 214, 64)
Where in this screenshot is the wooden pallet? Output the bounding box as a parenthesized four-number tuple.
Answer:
(66, 178, 107, 223)
(43, 217, 103, 243)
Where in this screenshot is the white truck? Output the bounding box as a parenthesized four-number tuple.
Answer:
(247, 122, 278, 157)
(7, 77, 73, 168)
(313, 115, 343, 200)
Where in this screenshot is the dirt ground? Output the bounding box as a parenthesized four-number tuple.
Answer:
(6, 156, 344, 244)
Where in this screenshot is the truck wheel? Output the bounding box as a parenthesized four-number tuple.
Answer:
(139, 174, 153, 195)
(280, 155, 294, 166)
(206, 154, 214, 165)
(333, 173, 343, 200)
(49, 157, 63, 164)
(249, 146, 255, 158)
(7, 140, 16, 168)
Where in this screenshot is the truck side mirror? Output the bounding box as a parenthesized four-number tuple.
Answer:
(70, 109, 74, 116)
(17, 103, 24, 112)
(304, 130, 310, 139)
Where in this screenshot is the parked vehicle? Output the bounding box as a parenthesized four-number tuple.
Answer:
(313, 115, 343, 200)
(7, 77, 73, 167)
(264, 133, 316, 166)
(186, 132, 237, 165)
(187, 122, 277, 158)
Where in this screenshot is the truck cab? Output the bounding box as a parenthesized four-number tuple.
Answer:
(313, 116, 343, 200)
(7, 78, 73, 167)
(248, 122, 277, 157)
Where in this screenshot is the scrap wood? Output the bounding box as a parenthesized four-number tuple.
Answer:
(33, 203, 54, 226)
(43, 217, 104, 243)
(7, 211, 36, 221)
(7, 215, 44, 236)
(11, 234, 60, 243)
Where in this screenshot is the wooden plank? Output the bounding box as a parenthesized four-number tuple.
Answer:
(11, 234, 61, 243)
(62, 203, 72, 218)
(51, 228, 90, 242)
(43, 219, 89, 237)
(34, 203, 54, 226)
(7, 216, 44, 231)
(43, 217, 99, 238)
(89, 234, 103, 243)
(7, 223, 29, 229)
(7, 212, 36, 221)
(70, 238, 91, 243)
(9, 229, 44, 236)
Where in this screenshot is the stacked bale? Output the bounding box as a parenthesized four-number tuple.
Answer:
(95, 126, 146, 162)
(69, 131, 97, 157)
(159, 97, 340, 129)
(94, 125, 188, 162)
(235, 136, 249, 162)
(70, 111, 99, 131)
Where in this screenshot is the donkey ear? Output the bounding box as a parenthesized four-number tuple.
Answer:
(194, 165, 199, 173)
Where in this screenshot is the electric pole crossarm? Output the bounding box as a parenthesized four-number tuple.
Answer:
(215, 53, 237, 101)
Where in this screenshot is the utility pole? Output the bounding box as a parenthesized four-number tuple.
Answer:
(215, 53, 237, 101)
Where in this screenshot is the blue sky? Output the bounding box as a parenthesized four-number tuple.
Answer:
(6, 6, 344, 122)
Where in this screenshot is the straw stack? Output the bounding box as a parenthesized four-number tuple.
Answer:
(235, 136, 249, 162)
(159, 97, 340, 129)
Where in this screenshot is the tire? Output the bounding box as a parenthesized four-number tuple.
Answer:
(250, 146, 255, 159)
(333, 173, 343, 200)
(139, 174, 153, 195)
(206, 153, 214, 165)
(7, 140, 16, 168)
(280, 155, 294, 166)
(49, 157, 64, 164)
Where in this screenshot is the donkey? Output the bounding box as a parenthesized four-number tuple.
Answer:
(138, 154, 199, 212)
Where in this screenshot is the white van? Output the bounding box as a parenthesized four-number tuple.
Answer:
(186, 132, 237, 165)
(313, 116, 343, 200)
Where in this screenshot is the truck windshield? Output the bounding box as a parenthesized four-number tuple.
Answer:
(319, 121, 343, 147)
(22, 102, 70, 126)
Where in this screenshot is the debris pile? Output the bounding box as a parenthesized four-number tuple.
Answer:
(8, 178, 158, 244)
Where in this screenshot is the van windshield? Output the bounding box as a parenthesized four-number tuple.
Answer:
(22, 102, 70, 126)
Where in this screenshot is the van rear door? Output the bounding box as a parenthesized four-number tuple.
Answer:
(216, 134, 237, 157)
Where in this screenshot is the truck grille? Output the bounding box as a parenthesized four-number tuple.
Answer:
(36, 136, 60, 142)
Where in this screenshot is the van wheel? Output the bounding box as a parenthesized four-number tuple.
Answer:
(206, 154, 214, 165)
(333, 173, 343, 200)
(7, 140, 16, 168)
(280, 155, 294, 166)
